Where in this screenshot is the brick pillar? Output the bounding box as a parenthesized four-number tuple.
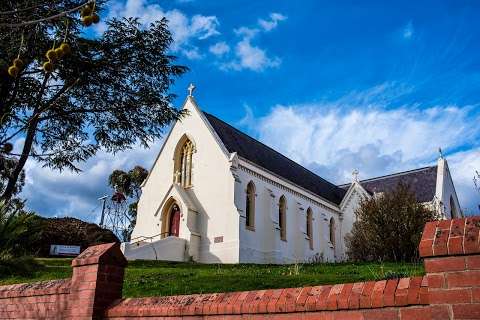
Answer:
(68, 243, 127, 320)
(419, 217, 480, 319)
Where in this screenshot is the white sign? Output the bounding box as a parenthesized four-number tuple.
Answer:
(49, 245, 81, 256)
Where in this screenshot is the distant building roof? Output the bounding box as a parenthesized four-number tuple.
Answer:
(203, 112, 347, 205)
(339, 166, 438, 203)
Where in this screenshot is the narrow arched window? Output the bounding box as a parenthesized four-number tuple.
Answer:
(450, 195, 458, 218)
(306, 208, 313, 249)
(279, 195, 287, 241)
(245, 182, 255, 230)
(174, 138, 194, 188)
(329, 217, 335, 246)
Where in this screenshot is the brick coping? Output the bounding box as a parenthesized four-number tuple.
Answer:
(420, 217, 480, 258)
(0, 278, 71, 298)
(105, 276, 428, 317)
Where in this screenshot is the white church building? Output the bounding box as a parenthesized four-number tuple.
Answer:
(122, 87, 462, 264)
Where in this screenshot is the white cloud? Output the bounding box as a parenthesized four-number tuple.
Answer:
(220, 13, 286, 72)
(245, 83, 480, 212)
(448, 149, 480, 214)
(223, 37, 281, 71)
(21, 140, 164, 222)
(402, 21, 414, 39)
(258, 13, 287, 31)
(100, 0, 219, 59)
(209, 41, 230, 56)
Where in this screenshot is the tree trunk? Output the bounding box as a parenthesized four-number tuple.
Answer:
(1, 74, 48, 203)
(0, 117, 38, 202)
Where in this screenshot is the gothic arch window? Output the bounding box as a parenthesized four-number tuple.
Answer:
(173, 137, 195, 188)
(245, 181, 256, 230)
(450, 195, 458, 218)
(279, 195, 287, 241)
(306, 208, 313, 250)
(329, 217, 335, 247)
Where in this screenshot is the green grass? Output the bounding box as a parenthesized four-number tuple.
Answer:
(0, 258, 424, 298)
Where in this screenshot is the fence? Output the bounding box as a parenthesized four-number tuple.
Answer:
(1, 216, 479, 319)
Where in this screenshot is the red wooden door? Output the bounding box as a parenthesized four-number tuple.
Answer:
(169, 206, 180, 237)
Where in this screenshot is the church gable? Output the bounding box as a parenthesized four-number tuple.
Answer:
(141, 97, 231, 190)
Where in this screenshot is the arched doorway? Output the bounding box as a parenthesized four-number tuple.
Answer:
(168, 204, 180, 237)
(161, 199, 181, 238)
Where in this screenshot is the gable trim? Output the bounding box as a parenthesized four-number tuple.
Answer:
(339, 182, 370, 210)
(141, 96, 230, 188)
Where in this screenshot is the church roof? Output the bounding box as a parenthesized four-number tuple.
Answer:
(339, 166, 438, 203)
(203, 112, 347, 205)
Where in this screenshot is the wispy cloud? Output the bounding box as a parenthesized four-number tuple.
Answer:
(98, 0, 220, 60)
(402, 21, 414, 40)
(209, 41, 230, 57)
(258, 13, 287, 32)
(219, 13, 286, 72)
(243, 83, 480, 213)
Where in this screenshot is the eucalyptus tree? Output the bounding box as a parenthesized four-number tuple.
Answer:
(0, 0, 187, 202)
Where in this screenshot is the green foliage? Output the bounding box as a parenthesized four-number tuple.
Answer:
(345, 183, 439, 262)
(0, 258, 424, 297)
(0, 1, 187, 202)
(0, 201, 39, 256)
(0, 201, 42, 277)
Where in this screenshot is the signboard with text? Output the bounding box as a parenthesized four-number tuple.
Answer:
(49, 244, 81, 256)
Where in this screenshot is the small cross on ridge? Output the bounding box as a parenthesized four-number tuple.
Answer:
(188, 83, 196, 97)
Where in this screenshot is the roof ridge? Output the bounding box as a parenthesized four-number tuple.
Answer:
(359, 165, 437, 183)
(202, 111, 343, 191)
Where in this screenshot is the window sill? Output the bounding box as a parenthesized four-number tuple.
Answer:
(246, 226, 255, 232)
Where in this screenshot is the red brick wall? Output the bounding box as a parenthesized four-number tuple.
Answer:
(0, 217, 479, 319)
(0, 279, 70, 319)
(0, 243, 127, 320)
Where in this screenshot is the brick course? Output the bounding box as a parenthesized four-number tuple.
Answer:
(0, 216, 480, 319)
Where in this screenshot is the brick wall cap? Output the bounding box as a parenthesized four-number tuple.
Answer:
(104, 276, 428, 317)
(71, 242, 127, 267)
(420, 216, 480, 258)
(0, 279, 70, 298)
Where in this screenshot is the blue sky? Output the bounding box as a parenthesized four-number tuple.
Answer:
(21, 0, 480, 220)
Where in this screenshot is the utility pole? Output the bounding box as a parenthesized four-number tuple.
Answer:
(98, 195, 108, 227)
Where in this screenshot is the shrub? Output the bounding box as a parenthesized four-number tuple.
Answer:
(345, 183, 438, 262)
(0, 201, 39, 256)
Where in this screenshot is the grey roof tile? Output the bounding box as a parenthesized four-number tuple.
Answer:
(203, 112, 347, 205)
(339, 166, 438, 203)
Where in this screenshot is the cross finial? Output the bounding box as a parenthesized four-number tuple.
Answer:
(438, 147, 444, 159)
(352, 169, 359, 182)
(188, 83, 196, 97)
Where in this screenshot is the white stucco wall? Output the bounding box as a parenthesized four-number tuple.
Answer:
(132, 97, 240, 263)
(436, 158, 462, 219)
(235, 160, 343, 263)
(338, 183, 369, 259)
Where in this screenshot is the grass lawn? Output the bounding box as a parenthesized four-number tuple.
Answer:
(0, 259, 424, 298)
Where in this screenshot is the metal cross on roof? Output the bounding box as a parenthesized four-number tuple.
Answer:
(352, 169, 359, 182)
(188, 83, 196, 97)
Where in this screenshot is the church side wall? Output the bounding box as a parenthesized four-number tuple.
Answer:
(235, 160, 343, 263)
(133, 101, 239, 263)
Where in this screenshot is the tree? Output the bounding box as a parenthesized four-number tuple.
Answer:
(108, 165, 148, 239)
(345, 183, 439, 262)
(0, 1, 187, 203)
